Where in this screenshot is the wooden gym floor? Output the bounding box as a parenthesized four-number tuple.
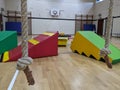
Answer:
(0, 37, 120, 90)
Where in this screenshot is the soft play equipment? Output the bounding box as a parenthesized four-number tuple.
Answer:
(58, 32, 70, 46)
(0, 31, 17, 55)
(71, 31, 120, 64)
(59, 32, 71, 37)
(5, 22, 21, 35)
(83, 24, 96, 31)
(58, 37, 68, 46)
(2, 32, 58, 62)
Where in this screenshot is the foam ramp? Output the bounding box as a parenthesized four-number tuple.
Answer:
(71, 31, 120, 64)
(2, 31, 58, 62)
(0, 31, 17, 55)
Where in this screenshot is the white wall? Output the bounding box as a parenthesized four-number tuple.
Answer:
(94, 0, 120, 18)
(94, 0, 120, 36)
(94, 0, 109, 19)
(0, 0, 5, 30)
(0, 0, 5, 10)
(5, 0, 94, 34)
(112, 0, 120, 36)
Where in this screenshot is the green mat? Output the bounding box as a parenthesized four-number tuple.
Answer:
(79, 31, 120, 64)
(0, 31, 18, 55)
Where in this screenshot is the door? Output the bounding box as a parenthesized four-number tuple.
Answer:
(97, 19, 104, 36)
(0, 14, 3, 31)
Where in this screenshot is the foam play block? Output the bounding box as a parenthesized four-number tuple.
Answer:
(83, 24, 96, 31)
(58, 37, 68, 46)
(0, 31, 17, 55)
(29, 32, 58, 58)
(71, 31, 120, 64)
(5, 22, 22, 35)
(2, 31, 58, 62)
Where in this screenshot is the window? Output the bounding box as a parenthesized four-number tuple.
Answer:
(96, 0, 103, 3)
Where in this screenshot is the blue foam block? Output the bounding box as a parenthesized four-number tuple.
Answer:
(5, 22, 21, 34)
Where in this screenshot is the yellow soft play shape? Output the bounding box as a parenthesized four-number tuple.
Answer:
(70, 31, 112, 62)
(3, 51, 9, 62)
(28, 39, 40, 45)
(58, 37, 68, 46)
(43, 32, 54, 36)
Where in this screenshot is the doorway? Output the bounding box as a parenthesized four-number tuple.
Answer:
(97, 19, 104, 36)
(0, 14, 3, 31)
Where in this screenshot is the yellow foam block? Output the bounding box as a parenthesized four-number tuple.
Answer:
(70, 32, 112, 62)
(3, 51, 9, 62)
(43, 32, 54, 36)
(29, 39, 40, 45)
(58, 37, 68, 46)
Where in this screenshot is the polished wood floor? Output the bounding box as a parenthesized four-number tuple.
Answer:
(0, 37, 120, 90)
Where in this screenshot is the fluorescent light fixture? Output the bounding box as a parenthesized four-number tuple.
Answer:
(96, 0, 103, 2)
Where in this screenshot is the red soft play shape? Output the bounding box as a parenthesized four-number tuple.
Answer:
(8, 32, 58, 61)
